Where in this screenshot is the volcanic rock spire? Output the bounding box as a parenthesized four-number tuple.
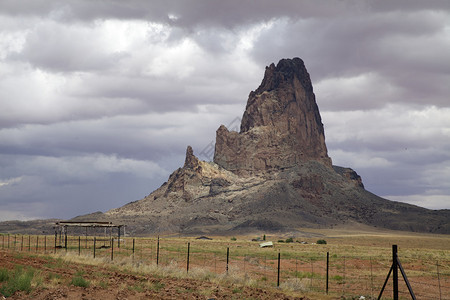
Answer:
(100, 57, 450, 235)
(214, 58, 331, 175)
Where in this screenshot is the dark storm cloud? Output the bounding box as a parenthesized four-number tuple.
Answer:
(251, 9, 450, 108)
(0, 0, 360, 25)
(1, 0, 449, 221)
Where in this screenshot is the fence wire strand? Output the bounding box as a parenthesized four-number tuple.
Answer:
(0, 234, 449, 299)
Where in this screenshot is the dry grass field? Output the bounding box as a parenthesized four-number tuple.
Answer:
(1, 228, 449, 299)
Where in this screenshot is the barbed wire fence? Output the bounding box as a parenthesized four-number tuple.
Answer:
(1, 233, 449, 299)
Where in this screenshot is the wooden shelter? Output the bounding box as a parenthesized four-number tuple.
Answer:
(54, 221, 125, 248)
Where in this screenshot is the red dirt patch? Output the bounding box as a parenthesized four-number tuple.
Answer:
(0, 250, 309, 299)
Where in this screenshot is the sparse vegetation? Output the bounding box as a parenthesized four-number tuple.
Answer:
(129, 282, 146, 292)
(149, 280, 165, 291)
(0, 266, 35, 297)
(0, 268, 9, 282)
(0, 230, 448, 299)
(70, 271, 90, 288)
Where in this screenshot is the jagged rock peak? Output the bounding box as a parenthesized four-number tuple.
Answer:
(253, 57, 313, 97)
(240, 57, 320, 133)
(184, 145, 199, 169)
(214, 57, 331, 175)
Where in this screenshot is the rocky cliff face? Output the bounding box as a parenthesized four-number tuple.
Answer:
(98, 58, 450, 235)
(214, 58, 331, 175)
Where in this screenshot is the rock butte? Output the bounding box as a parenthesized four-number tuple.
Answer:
(214, 58, 331, 175)
(72, 58, 449, 235)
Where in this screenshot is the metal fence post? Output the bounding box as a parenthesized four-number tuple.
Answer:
(226, 247, 229, 275)
(111, 238, 114, 261)
(156, 236, 160, 266)
(378, 245, 416, 300)
(277, 251, 281, 287)
(187, 242, 190, 273)
(437, 261, 442, 300)
(326, 252, 329, 294)
(393, 245, 398, 300)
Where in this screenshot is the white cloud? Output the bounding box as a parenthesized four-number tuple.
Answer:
(386, 195, 450, 210)
(328, 149, 393, 169)
(8, 154, 166, 183)
(0, 176, 22, 187)
(0, 208, 41, 221)
(316, 73, 403, 111)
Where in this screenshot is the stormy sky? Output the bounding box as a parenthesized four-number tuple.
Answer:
(1, 0, 449, 221)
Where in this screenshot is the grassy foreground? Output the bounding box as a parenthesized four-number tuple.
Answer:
(1, 228, 449, 299)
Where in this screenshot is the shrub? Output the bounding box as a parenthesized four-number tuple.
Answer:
(70, 272, 90, 288)
(0, 266, 34, 297)
(263, 234, 266, 241)
(316, 239, 327, 244)
(129, 283, 145, 292)
(149, 281, 165, 291)
(285, 238, 294, 243)
(230, 237, 237, 241)
(0, 268, 9, 282)
(278, 239, 285, 243)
